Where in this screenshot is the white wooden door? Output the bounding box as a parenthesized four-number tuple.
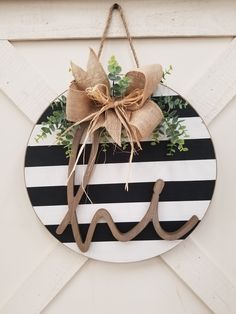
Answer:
(1, 1, 236, 313)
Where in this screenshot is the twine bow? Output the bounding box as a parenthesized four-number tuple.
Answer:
(65, 48, 163, 188)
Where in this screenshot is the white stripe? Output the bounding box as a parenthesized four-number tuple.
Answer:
(25, 159, 216, 187)
(34, 201, 210, 225)
(28, 117, 210, 146)
(65, 240, 182, 263)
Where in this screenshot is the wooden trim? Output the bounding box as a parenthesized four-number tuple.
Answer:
(0, 40, 57, 123)
(1, 243, 87, 314)
(184, 38, 236, 125)
(160, 38, 236, 313)
(1, 36, 236, 313)
(1, 39, 236, 127)
(0, 40, 89, 314)
(0, 0, 236, 40)
(161, 238, 236, 313)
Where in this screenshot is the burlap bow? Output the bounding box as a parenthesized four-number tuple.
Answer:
(65, 48, 164, 186)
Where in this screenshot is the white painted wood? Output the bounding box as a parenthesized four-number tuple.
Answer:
(159, 37, 236, 313)
(42, 258, 211, 314)
(0, 40, 57, 123)
(185, 38, 236, 125)
(0, 7, 236, 312)
(13, 37, 231, 96)
(0, 41, 89, 313)
(1, 0, 236, 40)
(157, 38, 236, 308)
(1, 243, 87, 314)
(1, 37, 235, 313)
(161, 239, 236, 314)
(1, 36, 234, 128)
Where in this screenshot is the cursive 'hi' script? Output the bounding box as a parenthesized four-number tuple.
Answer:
(56, 124, 199, 252)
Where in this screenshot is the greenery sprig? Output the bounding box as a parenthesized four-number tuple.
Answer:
(35, 57, 189, 157)
(35, 95, 77, 158)
(161, 65, 173, 83)
(151, 96, 189, 155)
(108, 55, 132, 97)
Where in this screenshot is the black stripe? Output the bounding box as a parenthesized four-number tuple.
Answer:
(25, 138, 215, 167)
(46, 220, 199, 242)
(37, 95, 198, 124)
(27, 180, 215, 206)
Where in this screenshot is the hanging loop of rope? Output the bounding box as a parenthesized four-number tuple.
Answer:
(97, 3, 140, 68)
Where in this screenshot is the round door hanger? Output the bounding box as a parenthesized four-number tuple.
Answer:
(24, 84, 216, 263)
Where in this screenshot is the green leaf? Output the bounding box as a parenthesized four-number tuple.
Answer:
(115, 65, 122, 74)
(49, 125, 55, 131)
(108, 73, 116, 80)
(108, 64, 115, 73)
(41, 127, 50, 133)
(66, 134, 73, 140)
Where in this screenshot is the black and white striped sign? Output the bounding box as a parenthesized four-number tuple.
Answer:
(24, 85, 216, 262)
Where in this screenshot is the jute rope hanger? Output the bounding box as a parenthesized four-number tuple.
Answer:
(98, 3, 140, 68)
(56, 3, 199, 252)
